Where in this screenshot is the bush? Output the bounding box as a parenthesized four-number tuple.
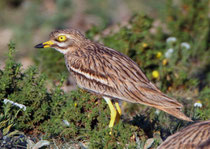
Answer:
(0, 42, 63, 130)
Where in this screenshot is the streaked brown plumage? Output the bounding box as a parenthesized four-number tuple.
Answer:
(158, 120, 210, 149)
(35, 28, 192, 125)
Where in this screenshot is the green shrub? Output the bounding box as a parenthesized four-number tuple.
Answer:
(42, 89, 146, 148)
(0, 42, 55, 130)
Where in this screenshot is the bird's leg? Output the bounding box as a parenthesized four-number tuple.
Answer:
(114, 102, 122, 124)
(104, 97, 117, 128)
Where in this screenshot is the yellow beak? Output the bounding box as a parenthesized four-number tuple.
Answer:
(34, 40, 54, 48)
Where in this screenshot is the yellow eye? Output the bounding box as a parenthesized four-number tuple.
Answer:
(57, 35, 67, 42)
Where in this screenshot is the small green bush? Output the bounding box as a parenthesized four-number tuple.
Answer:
(42, 89, 146, 148)
(0, 42, 61, 130)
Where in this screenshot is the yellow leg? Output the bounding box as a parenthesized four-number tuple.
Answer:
(104, 97, 117, 128)
(115, 102, 122, 124)
(115, 102, 122, 115)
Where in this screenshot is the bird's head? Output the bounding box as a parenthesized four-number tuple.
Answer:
(35, 28, 87, 54)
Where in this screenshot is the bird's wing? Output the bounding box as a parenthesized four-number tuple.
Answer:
(67, 44, 182, 109)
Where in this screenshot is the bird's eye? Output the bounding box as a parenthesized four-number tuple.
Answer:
(57, 35, 67, 42)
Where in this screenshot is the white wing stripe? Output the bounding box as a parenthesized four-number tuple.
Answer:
(70, 66, 108, 85)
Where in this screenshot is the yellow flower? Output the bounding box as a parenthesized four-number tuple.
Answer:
(162, 59, 168, 65)
(142, 43, 148, 48)
(74, 103, 77, 107)
(152, 70, 159, 79)
(156, 52, 162, 58)
(196, 100, 202, 104)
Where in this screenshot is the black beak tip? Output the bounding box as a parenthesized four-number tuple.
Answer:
(34, 43, 44, 48)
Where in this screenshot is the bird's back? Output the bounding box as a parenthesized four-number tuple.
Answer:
(158, 120, 210, 149)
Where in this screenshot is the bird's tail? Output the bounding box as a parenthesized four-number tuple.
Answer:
(155, 106, 193, 122)
(148, 83, 193, 121)
(134, 83, 193, 122)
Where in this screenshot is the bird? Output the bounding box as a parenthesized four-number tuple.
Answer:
(157, 120, 210, 149)
(35, 28, 192, 129)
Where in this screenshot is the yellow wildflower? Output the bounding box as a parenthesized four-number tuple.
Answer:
(74, 103, 77, 107)
(162, 59, 168, 65)
(156, 52, 162, 58)
(142, 43, 148, 48)
(152, 70, 159, 79)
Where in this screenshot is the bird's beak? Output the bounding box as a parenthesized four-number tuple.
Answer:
(34, 40, 54, 48)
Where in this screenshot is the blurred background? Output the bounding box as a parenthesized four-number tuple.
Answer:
(0, 0, 167, 67)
